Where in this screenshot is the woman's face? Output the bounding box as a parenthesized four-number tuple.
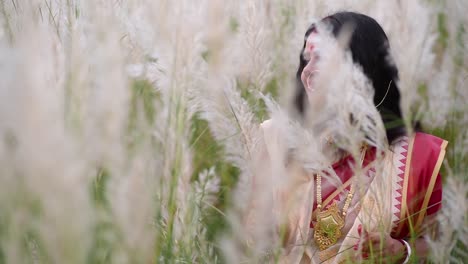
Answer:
(301, 32, 319, 94)
(301, 31, 325, 108)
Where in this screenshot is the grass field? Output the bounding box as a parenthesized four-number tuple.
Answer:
(0, 0, 466, 263)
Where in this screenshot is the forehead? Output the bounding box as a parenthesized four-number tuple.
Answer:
(305, 30, 319, 45)
(305, 34, 314, 48)
(303, 31, 319, 56)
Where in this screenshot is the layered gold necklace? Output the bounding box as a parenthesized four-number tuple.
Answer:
(313, 147, 367, 251)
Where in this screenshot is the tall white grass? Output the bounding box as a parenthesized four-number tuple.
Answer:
(0, 0, 466, 263)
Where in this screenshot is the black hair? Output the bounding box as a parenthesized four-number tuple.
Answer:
(294, 11, 412, 144)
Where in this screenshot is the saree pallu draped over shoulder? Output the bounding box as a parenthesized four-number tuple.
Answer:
(255, 119, 447, 263)
(390, 132, 447, 238)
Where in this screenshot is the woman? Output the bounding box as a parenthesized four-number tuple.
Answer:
(256, 12, 447, 263)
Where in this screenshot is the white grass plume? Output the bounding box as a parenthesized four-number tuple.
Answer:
(0, 1, 465, 263)
(426, 175, 468, 263)
(0, 4, 92, 263)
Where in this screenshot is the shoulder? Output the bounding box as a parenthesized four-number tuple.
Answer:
(413, 132, 448, 153)
(260, 118, 273, 131)
(405, 133, 447, 206)
(260, 118, 277, 133)
(259, 118, 286, 155)
(260, 118, 283, 143)
(410, 132, 448, 172)
(411, 133, 447, 218)
(392, 132, 448, 154)
(390, 132, 448, 192)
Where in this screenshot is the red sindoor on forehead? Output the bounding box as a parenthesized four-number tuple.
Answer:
(306, 32, 317, 52)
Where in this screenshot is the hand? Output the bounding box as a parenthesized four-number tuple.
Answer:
(355, 225, 407, 263)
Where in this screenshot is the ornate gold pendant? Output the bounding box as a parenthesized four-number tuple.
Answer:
(314, 202, 345, 251)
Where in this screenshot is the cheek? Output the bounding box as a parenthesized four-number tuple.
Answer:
(301, 61, 315, 88)
(300, 70, 307, 87)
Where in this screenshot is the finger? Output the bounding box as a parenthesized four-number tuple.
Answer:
(362, 252, 369, 259)
(367, 232, 382, 243)
(361, 232, 381, 253)
(354, 237, 361, 251)
(354, 224, 364, 251)
(361, 239, 371, 254)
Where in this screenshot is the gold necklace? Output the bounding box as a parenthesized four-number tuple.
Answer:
(313, 146, 367, 251)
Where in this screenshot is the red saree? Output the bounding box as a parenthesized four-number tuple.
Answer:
(390, 132, 447, 238)
(310, 132, 447, 239)
(258, 119, 448, 263)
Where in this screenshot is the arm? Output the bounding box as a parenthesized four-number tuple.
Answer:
(360, 233, 424, 263)
(363, 133, 446, 262)
(361, 214, 439, 262)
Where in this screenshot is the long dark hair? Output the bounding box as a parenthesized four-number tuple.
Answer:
(295, 12, 410, 144)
